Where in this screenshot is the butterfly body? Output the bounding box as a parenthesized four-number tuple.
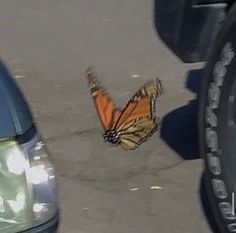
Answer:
(86, 67, 163, 150)
(103, 129, 121, 145)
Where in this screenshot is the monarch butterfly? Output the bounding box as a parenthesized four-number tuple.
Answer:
(86, 67, 163, 150)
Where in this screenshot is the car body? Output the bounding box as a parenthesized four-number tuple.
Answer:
(0, 61, 59, 232)
(155, 0, 233, 63)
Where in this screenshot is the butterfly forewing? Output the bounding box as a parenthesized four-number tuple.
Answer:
(115, 97, 151, 130)
(86, 67, 120, 130)
(115, 78, 163, 130)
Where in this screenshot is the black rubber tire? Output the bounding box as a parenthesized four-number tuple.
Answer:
(199, 3, 236, 233)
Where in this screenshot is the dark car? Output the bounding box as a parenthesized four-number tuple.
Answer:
(0, 61, 59, 232)
(155, 1, 236, 232)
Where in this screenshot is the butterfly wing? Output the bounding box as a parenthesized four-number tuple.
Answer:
(86, 67, 121, 130)
(119, 117, 160, 150)
(115, 78, 163, 150)
(115, 78, 163, 130)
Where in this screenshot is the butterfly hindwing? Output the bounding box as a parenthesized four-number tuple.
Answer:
(86, 67, 121, 130)
(119, 117, 160, 150)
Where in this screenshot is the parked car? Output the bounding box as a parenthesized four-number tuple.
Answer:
(0, 61, 59, 232)
(155, 1, 236, 232)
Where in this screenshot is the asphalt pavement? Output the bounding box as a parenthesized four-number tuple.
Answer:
(0, 0, 213, 232)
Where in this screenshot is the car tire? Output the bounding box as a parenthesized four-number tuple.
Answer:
(199, 3, 236, 233)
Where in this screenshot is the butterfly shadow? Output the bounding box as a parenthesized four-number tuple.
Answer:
(160, 68, 203, 160)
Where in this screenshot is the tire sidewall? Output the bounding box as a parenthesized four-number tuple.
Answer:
(199, 4, 236, 233)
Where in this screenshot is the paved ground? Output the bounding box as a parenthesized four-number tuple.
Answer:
(0, 0, 213, 232)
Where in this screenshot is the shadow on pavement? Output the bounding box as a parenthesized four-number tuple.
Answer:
(199, 174, 221, 233)
(160, 69, 203, 160)
(161, 69, 221, 232)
